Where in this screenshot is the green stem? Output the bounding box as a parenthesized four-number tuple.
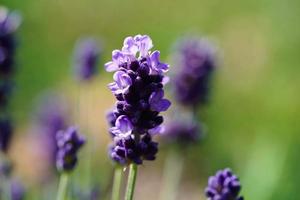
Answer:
(159, 149, 184, 200)
(125, 164, 138, 200)
(56, 173, 69, 200)
(111, 166, 123, 200)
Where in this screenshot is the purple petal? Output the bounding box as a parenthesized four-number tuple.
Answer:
(122, 36, 138, 55)
(155, 99, 171, 112)
(105, 61, 118, 72)
(113, 71, 132, 89)
(149, 89, 164, 103)
(149, 126, 165, 135)
(135, 35, 153, 57)
(150, 51, 169, 73)
(115, 115, 133, 133)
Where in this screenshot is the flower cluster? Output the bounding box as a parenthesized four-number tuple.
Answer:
(56, 126, 85, 172)
(73, 38, 101, 81)
(172, 36, 216, 107)
(105, 35, 171, 165)
(163, 119, 202, 146)
(205, 168, 244, 200)
(0, 7, 20, 154)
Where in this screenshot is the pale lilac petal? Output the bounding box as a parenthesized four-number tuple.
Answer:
(113, 71, 132, 89)
(105, 61, 118, 72)
(138, 35, 153, 57)
(122, 36, 138, 55)
(112, 50, 125, 64)
(115, 115, 133, 133)
(149, 126, 165, 135)
(162, 76, 170, 84)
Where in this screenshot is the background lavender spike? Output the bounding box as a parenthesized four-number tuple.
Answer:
(171, 36, 217, 107)
(105, 35, 171, 165)
(205, 168, 244, 200)
(73, 38, 101, 81)
(34, 91, 69, 167)
(162, 119, 203, 146)
(10, 179, 25, 200)
(56, 126, 85, 172)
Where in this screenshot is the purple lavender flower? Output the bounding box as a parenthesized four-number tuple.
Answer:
(10, 179, 25, 200)
(163, 119, 202, 146)
(34, 92, 68, 166)
(0, 7, 21, 76)
(172, 36, 217, 107)
(105, 35, 171, 165)
(56, 126, 85, 172)
(205, 168, 244, 200)
(73, 38, 101, 81)
(0, 117, 13, 152)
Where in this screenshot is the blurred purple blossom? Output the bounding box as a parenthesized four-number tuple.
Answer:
(73, 38, 101, 81)
(172, 36, 217, 107)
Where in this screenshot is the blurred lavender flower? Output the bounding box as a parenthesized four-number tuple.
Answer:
(105, 35, 171, 165)
(56, 126, 85, 172)
(205, 168, 244, 200)
(34, 92, 68, 165)
(172, 36, 217, 107)
(73, 38, 101, 81)
(0, 7, 21, 76)
(10, 179, 25, 200)
(0, 117, 13, 152)
(162, 119, 202, 146)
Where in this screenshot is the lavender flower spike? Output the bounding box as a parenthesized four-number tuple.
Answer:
(56, 126, 85, 172)
(205, 168, 244, 200)
(163, 119, 202, 146)
(106, 35, 171, 165)
(73, 38, 101, 81)
(172, 36, 217, 106)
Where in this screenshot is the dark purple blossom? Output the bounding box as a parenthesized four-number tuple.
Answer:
(172, 36, 217, 107)
(163, 119, 202, 146)
(56, 126, 85, 172)
(205, 168, 244, 200)
(0, 7, 21, 76)
(105, 35, 170, 165)
(73, 38, 101, 81)
(0, 117, 13, 152)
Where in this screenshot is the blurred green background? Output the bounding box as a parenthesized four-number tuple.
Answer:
(2, 0, 300, 199)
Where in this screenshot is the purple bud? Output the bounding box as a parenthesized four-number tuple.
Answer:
(56, 126, 85, 172)
(205, 168, 243, 200)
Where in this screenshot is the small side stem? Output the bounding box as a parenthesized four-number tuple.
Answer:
(56, 173, 69, 200)
(111, 166, 123, 200)
(125, 164, 138, 200)
(159, 149, 184, 200)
